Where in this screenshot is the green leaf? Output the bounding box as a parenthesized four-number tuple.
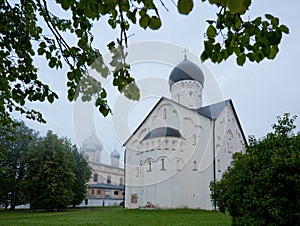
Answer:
(280, 25, 289, 34)
(265, 14, 274, 20)
(107, 41, 115, 50)
(100, 89, 107, 98)
(149, 16, 162, 30)
(206, 25, 217, 38)
(139, 15, 150, 29)
(267, 45, 278, 59)
(227, 0, 250, 14)
(49, 57, 56, 68)
(177, 0, 194, 15)
(47, 95, 54, 103)
(236, 53, 246, 66)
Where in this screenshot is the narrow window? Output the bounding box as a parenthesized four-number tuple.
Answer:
(218, 159, 221, 172)
(148, 161, 152, 172)
(119, 177, 123, 185)
(193, 161, 197, 171)
(136, 167, 139, 177)
(189, 92, 193, 106)
(172, 140, 178, 150)
(93, 173, 98, 182)
(180, 142, 184, 152)
(165, 140, 169, 150)
(163, 108, 167, 119)
(107, 175, 111, 184)
(131, 194, 138, 204)
(161, 158, 165, 170)
(114, 191, 119, 195)
(176, 159, 181, 171)
(193, 134, 197, 145)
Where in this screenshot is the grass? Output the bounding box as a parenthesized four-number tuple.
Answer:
(0, 207, 231, 226)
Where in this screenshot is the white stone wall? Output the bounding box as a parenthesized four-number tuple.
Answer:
(125, 99, 246, 210)
(214, 105, 246, 180)
(171, 80, 203, 109)
(125, 99, 215, 209)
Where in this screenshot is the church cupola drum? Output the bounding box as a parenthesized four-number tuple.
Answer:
(169, 58, 204, 109)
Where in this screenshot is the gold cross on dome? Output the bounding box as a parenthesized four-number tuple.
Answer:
(182, 47, 189, 59)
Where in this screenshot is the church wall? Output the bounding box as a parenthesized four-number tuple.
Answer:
(214, 105, 246, 180)
(125, 99, 216, 209)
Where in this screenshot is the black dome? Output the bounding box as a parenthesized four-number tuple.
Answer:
(143, 127, 182, 140)
(169, 58, 204, 88)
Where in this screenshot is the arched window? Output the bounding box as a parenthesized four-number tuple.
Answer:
(193, 161, 197, 171)
(172, 140, 178, 150)
(193, 134, 197, 145)
(136, 167, 139, 177)
(157, 140, 161, 150)
(93, 173, 98, 182)
(218, 159, 221, 173)
(163, 108, 167, 119)
(180, 142, 184, 152)
(107, 175, 111, 184)
(161, 158, 166, 170)
(147, 161, 152, 172)
(165, 140, 169, 150)
(176, 159, 181, 171)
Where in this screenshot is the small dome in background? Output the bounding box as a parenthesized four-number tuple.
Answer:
(169, 58, 204, 88)
(82, 133, 103, 152)
(111, 148, 120, 159)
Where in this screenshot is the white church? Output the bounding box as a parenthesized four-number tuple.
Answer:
(124, 57, 247, 210)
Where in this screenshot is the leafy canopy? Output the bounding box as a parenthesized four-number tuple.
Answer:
(210, 113, 300, 225)
(0, 0, 289, 128)
(25, 130, 91, 210)
(0, 121, 37, 210)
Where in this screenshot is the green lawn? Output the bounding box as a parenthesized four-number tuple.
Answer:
(0, 207, 231, 226)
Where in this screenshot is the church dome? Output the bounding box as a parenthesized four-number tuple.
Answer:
(143, 127, 182, 140)
(82, 133, 103, 152)
(111, 149, 120, 159)
(169, 58, 204, 88)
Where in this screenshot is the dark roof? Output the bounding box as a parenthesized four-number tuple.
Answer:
(89, 183, 124, 190)
(169, 58, 204, 88)
(197, 99, 231, 119)
(143, 127, 182, 141)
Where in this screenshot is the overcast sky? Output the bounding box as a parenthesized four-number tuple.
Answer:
(20, 0, 300, 165)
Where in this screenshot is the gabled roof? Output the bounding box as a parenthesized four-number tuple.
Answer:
(197, 99, 231, 120)
(123, 97, 247, 146)
(196, 99, 247, 143)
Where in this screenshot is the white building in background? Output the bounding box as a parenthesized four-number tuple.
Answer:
(124, 57, 247, 210)
(81, 133, 124, 207)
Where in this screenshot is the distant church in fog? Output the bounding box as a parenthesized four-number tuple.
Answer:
(124, 57, 247, 209)
(81, 133, 124, 206)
